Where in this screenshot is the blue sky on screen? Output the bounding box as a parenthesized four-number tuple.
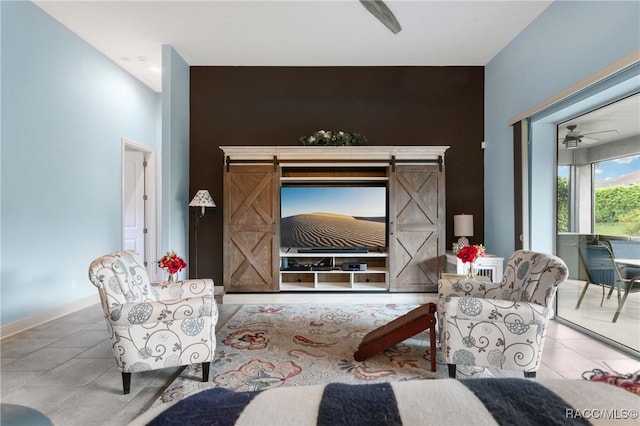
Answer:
(558, 154, 639, 180)
(281, 187, 386, 218)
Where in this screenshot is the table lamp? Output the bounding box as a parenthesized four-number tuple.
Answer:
(454, 214, 473, 249)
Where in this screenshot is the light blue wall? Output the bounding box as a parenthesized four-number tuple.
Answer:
(160, 45, 190, 276)
(0, 2, 161, 325)
(528, 65, 639, 254)
(485, 1, 640, 259)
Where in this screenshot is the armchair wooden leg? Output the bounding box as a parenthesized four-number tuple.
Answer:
(448, 364, 456, 378)
(524, 371, 536, 378)
(202, 362, 210, 382)
(122, 372, 131, 394)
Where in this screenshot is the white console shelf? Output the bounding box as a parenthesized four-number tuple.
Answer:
(279, 250, 389, 291)
(445, 251, 504, 282)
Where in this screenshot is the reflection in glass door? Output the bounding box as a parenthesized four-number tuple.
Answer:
(555, 94, 640, 355)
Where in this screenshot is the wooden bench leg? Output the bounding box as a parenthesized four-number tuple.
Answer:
(429, 322, 436, 372)
(354, 303, 438, 372)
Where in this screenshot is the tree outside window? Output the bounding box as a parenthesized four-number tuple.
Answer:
(594, 156, 640, 236)
(557, 167, 569, 233)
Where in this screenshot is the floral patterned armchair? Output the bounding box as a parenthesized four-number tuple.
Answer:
(438, 250, 568, 378)
(88, 250, 218, 394)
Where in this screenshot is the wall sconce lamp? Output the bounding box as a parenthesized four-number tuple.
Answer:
(189, 190, 216, 278)
(453, 214, 474, 249)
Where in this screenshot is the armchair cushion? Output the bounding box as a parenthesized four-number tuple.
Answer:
(494, 251, 566, 307)
(110, 296, 213, 326)
(438, 277, 500, 299)
(442, 297, 552, 326)
(109, 313, 216, 373)
(440, 297, 552, 372)
(89, 250, 155, 306)
(152, 279, 214, 300)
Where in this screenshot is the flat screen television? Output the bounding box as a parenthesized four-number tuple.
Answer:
(280, 184, 387, 250)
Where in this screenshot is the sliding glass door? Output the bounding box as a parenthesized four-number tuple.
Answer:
(554, 93, 640, 354)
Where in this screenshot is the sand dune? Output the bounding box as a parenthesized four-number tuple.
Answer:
(280, 213, 385, 248)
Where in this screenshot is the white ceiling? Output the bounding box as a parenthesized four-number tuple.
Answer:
(34, 0, 553, 93)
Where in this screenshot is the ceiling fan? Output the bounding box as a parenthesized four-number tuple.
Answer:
(559, 124, 618, 149)
(360, 0, 402, 34)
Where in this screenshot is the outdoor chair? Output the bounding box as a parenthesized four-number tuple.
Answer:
(608, 240, 640, 280)
(577, 244, 640, 323)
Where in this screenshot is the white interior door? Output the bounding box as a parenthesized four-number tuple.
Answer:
(123, 149, 146, 260)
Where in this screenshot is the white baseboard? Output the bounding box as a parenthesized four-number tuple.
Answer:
(0, 294, 101, 340)
(222, 292, 437, 305)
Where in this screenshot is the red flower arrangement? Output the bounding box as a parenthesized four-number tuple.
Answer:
(456, 244, 486, 264)
(158, 251, 187, 274)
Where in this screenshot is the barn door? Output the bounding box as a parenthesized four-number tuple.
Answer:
(223, 164, 279, 292)
(389, 164, 445, 292)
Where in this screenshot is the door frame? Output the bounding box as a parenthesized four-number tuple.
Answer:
(121, 138, 159, 280)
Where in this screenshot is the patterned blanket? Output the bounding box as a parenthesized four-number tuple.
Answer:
(133, 378, 640, 426)
(582, 369, 640, 395)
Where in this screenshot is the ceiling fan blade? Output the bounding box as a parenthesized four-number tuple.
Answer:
(359, 0, 402, 34)
(580, 136, 600, 144)
(580, 129, 618, 137)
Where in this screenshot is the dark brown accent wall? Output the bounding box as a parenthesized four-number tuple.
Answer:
(513, 121, 523, 250)
(189, 66, 484, 284)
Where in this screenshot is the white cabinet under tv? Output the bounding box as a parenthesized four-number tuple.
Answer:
(220, 146, 448, 293)
(279, 249, 389, 291)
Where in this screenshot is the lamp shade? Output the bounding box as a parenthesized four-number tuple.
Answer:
(189, 190, 216, 208)
(454, 214, 473, 237)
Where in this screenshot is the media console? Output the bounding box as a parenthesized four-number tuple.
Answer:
(221, 146, 448, 293)
(279, 249, 389, 291)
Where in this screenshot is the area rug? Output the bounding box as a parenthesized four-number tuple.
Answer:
(151, 304, 492, 409)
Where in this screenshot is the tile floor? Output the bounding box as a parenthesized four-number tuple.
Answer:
(556, 279, 640, 352)
(1, 301, 638, 426)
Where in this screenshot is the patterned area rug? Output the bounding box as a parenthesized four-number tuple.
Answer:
(151, 304, 492, 408)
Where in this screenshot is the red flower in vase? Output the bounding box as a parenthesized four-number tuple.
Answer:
(457, 245, 486, 264)
(158, 251, 187, 274)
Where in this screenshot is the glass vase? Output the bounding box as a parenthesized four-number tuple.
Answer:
(465, 261, 476, 278)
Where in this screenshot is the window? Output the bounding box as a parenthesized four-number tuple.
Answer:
(558, 155, 640, 236)
(593, 155, 640, 236)
(557, 166, 570, 233)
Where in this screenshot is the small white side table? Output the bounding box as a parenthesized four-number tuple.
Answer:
(445, 251, 504, 282)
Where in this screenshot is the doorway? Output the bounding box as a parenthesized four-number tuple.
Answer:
(555, 94, 640, 354)
(122, 139, 157, 276)
(524, 62, 639, 356)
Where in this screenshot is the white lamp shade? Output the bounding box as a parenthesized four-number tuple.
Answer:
(454, 214, 473, 237)
(189, 190, 216, 207)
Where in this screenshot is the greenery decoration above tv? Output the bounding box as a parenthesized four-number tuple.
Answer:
(299, 130, 367, 146)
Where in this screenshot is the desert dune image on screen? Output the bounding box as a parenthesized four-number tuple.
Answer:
(280, 186, 386, 248)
